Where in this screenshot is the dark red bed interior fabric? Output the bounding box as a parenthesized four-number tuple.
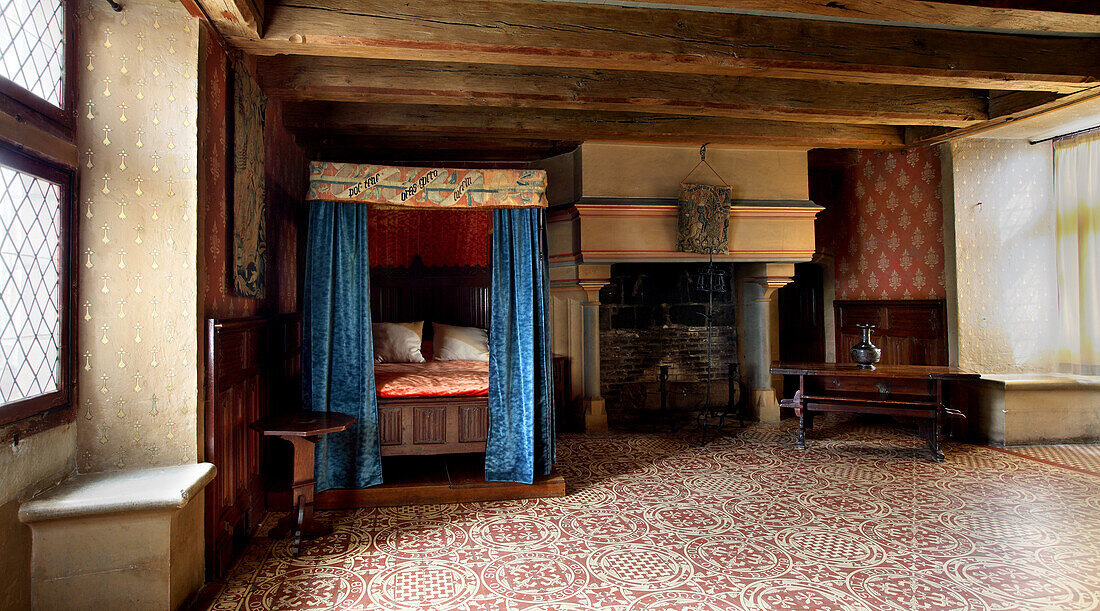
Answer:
(368, 209, 491, 268)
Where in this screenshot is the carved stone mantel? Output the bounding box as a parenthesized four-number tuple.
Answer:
(547, 199, 822, 266)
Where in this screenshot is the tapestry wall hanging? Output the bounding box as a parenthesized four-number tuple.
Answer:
(232, 63, 267, 298)
(307, 162, 548, 209)
(677, 183, 732, 254)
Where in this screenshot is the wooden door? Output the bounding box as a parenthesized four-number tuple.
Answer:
(778, 263, 826, 363)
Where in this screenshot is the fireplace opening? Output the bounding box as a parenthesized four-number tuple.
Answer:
(599, 262, 739, 428)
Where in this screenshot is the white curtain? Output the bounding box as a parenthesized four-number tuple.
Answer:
(1054, 131, 1100, 375)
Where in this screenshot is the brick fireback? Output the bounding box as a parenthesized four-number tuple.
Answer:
(599, 263, 739, 426)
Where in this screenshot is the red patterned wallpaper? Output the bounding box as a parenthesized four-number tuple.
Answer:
(368, 210, 491, 268)
(824, 148, 947, 300)
(198, 26, 308, 318)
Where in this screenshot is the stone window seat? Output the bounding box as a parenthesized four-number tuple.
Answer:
(970, 373, 1100, 445)
(18, 463, 216, 610)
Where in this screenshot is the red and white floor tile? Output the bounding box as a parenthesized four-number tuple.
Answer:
(209, 416, 1100, 610)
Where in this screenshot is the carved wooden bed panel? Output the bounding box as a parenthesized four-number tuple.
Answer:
(371, 256, 491, 456)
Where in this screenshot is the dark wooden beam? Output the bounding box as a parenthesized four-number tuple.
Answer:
(627, 0, 1100, 35)
(256, 56, 988, 127)
(303, 134, 581, 162)
(229, 0, 1100, 92)
(284, 102, 907, 148)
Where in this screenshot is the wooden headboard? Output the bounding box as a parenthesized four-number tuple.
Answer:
(370, 255, 491, 337)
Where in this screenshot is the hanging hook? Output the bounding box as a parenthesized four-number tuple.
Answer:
(105, 0, 123, 11)
(681, 142, 729, 186)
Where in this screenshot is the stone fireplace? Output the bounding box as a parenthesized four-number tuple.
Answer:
(599, 263, 738, 425)
(541, 142, 823, 433)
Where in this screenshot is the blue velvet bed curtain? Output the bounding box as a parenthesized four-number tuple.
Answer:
(486, 208, 555, 483)
(302, 201, 383, 491)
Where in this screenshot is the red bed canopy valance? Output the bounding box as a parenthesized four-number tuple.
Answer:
(306, 161, 548, 209)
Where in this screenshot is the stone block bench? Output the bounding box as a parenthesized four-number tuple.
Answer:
(969, 374, 1100, 445)
(18, 463, 216, 610)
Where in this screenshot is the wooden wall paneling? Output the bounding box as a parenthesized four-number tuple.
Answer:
(205, 317, 267, 578)
(834, 300, 947, 367)
(205, 314, 302, 578)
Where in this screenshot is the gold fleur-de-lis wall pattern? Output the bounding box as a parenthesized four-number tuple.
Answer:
(77, 0, 199, 471)
(950, 139, 1060, 373)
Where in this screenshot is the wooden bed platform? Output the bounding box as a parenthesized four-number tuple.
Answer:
(267, 454, 566, 509)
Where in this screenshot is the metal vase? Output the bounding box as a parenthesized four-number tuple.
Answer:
(850, 323, 881, 369)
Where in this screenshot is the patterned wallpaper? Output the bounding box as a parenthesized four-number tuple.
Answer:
(826, 149, 947, 300)
(198, 27, 307, 318)
(951, 139, 1059, 373)
(76, 0, 198, 471)
(368, 210, 491, 268)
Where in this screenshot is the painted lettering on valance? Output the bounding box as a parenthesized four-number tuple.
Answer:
(306, 162, 548, 208)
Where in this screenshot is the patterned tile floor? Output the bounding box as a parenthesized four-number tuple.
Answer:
(209, 416, 1100, 610)
(995, 444, 1100, 478)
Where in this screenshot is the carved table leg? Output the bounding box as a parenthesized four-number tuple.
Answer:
(929, 414, 945, 463)
(781, 390, 806, 449)
(930, 381, 946, 462)
(795, 408, 807, 449)
(270, 435, 331, 556)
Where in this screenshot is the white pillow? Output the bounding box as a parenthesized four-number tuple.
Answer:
(432, 323, 489, 362)
(372, 321, 426, 363)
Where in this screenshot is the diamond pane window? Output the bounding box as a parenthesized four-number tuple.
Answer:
(0, 162, 62, 405)
(1, 0, 65, 108)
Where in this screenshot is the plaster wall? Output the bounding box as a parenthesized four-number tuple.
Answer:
(75, 0, 200, 470)
(0, 423, 76, 611)
(950, 139, 1059, 373)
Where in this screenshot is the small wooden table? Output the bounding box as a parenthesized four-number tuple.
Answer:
(251, 412, 355, 555)
(770, 362, 979, 461)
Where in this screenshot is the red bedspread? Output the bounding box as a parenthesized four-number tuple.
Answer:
(374, 361, 489, 398)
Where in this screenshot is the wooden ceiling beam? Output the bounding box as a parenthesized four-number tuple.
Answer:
(623, 0, 1100, 36)
(187, 0, 264, 38)
(303, 134, 581, 160)
(283, 102, 907, 149)
(229, 0, 1100, 93)
(910, 84, 1100, 146)
(256, 56, 989, 127)
(988, 90, 1062, 118)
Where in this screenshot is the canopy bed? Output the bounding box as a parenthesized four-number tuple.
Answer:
(301, 161, 556, 494)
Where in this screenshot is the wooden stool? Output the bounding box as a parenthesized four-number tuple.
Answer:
(251, 412, 355, 555)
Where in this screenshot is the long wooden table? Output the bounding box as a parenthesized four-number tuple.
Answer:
(770, 362, 979, 462)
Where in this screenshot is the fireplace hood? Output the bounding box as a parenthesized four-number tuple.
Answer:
(541, 143, 822, 284)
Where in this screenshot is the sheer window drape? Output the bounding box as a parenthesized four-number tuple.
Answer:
(1054, 131, 1100, 375)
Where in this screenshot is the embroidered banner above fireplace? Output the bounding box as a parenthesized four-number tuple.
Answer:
(306, 161, 548, 208)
